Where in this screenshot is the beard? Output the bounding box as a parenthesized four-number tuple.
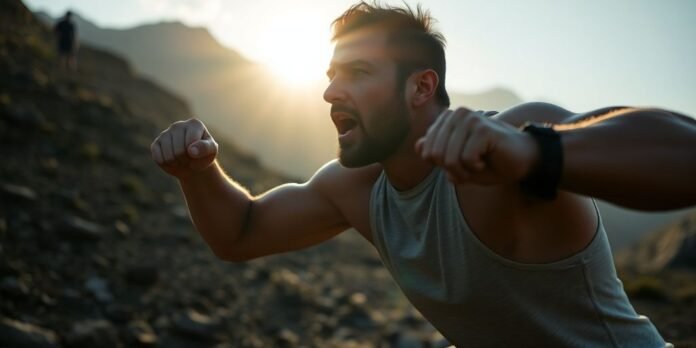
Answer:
(337, 94, 411, 168)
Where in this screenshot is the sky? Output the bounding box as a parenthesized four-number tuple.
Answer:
(25, 0, 696, 116)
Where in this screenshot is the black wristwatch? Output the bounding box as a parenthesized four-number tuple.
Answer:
(519, 123, 563, 200)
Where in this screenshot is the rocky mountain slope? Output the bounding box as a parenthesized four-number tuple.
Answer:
(1, 1, 445, 347)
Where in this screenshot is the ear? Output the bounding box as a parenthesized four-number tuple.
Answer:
(407, 69, 439, 108)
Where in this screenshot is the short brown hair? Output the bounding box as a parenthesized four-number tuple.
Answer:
(331, 1, 450, 107)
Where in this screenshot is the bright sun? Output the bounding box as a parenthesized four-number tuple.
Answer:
(254, 12, 333, 86)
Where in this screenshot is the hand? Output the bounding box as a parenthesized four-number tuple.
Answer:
(151, 118, 218, 179)
(415, 107, 539, 185)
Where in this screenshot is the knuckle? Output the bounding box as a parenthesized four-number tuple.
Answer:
(455, 106, 471, 116)
(189, 117, 202, 124)
(471, 122, 485, 133)
(173, 147, 186, 157)
(426, 123, 439, 134)
(170, 121, 184, 130)
(464, 114, 481, 126)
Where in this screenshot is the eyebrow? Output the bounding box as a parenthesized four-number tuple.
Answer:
(326, 60, 375, 78)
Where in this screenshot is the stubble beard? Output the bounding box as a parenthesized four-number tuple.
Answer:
(338, 96, 411, 168)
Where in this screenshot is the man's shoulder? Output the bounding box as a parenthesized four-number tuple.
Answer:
(492, 102, 576, 126)
(309, 160, 382, 195)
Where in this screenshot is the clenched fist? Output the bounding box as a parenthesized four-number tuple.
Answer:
(416, 107, 540, 185)
(151, 118, 218, 179)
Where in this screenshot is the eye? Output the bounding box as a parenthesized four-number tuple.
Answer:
(351, 68, 368, 76)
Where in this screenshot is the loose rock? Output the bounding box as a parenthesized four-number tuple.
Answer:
(1, 183, 37, 201)
(66, 319, 119, 348)
(0, 317, 59, 348)
(171, 309, 221, 342)
(127, 320, 159, 347)
(84, 276, 113, 303)
(58, 216, 104, 242)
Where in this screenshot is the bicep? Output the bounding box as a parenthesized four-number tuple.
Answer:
(230, 173, 349, 261)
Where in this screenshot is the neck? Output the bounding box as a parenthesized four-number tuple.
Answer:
(381, 104, 446, 191)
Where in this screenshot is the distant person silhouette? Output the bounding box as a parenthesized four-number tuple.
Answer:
(54, 11, 78, 71)
(151, 2, 695, 347)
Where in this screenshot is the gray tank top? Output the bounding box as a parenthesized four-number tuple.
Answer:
(369, 168, 669, 347)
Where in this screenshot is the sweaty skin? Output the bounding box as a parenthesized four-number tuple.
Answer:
(151, 27, 696, 266)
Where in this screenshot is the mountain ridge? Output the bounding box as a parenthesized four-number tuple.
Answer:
(35, 10, 525, 178)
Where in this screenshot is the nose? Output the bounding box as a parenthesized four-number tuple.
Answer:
(323, 79, 346, 104)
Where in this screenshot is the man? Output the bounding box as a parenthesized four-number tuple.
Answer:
(151, 2, 695, 346)
(54, 11, 78, 71)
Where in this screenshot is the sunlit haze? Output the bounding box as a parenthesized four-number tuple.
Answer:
(253, 9, 334, 86)
(26, 0, 696, 116)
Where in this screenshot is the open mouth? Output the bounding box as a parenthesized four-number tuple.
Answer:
(332, 112, 359, 136)
(336, 118, 358, 135)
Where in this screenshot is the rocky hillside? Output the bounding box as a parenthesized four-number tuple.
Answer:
(0, 1, 445, 347)
(615, 210, 696, 347)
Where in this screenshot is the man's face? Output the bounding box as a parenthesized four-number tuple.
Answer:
(324, 28, 411, 167)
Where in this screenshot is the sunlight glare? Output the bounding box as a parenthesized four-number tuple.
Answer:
(254, 11, 333, 87)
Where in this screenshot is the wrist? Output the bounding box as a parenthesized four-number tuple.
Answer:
(178, 161, 219, 183)
(519, 132, 542, 181)
(519, 123, 564, 199)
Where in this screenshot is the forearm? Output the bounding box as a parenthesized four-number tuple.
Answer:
(558, 109, 696, 210)
(178, 161, 252, 258)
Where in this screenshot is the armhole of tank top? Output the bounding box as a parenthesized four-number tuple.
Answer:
(368, 171, 387, 254)
(449, 181, 606, 271)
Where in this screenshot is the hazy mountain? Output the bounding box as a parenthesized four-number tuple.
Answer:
(615, 210, 696, 273)
(449, 87, 524, 112)
(34, 11, 691, 251)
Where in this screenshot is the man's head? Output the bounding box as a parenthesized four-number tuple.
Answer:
(332, 2, 449, 107)
(324, 1, 449, 167)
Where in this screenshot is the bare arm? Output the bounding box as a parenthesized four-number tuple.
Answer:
(417, 103, 696, 211)
(152, 119, 349, 262)
(498, 103, 696, 210)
